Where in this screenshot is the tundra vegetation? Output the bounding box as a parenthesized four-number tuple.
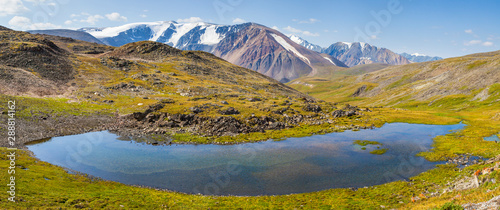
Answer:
(0, 27, 499, 209)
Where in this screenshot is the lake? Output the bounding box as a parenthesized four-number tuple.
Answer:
(27, 122, 464, 196)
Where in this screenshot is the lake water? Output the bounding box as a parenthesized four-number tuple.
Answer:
(27, 122, 464, 196)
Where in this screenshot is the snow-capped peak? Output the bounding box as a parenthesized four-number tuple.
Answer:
(411, 53, 427, 57)
(359, 42, 366, 49)
(288, 34, 304, 45)
(82, 21, 226, 48)
(287, 34, 323, 52)
(341, 42, 352, 48)
(85, 21, 175, 38)
(271, 33, 310, 64)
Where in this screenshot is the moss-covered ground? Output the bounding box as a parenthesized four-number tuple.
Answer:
(2, 147, 500, 209)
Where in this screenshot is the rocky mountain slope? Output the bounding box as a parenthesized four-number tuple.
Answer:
(399, 52, 443, 62)
(322, 42, 411, 67)
(76, 21, 346, 82)
(0, 26, 364, 145)
(289, 50, 500, 107)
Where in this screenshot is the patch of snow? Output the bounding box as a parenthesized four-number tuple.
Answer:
(271, 33, 310, 65)
(360, 57, 371, 60)
(150, 22, 173, 41)
(322, 57, 337, 66)
(359, 42, 366, 49)
(199, 25, 224, 45)
(169, 22, 203, 47)
(341, 42, 352, 48)
(359, 42, 370, 52)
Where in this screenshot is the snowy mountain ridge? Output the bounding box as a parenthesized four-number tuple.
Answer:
(80, 21, 232, 52)
(399, 52, 443, 63)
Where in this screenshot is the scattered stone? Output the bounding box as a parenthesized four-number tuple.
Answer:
(190, 107, 204, 114)
(352, 84, 367, 97)
(303, 103, 322, 113)
(446, 154, 484, 167)
(463, 195, 500, 210)
(189, 97, 210, 101)
(247, 97, 262, 102)
(220, 101, 229, 105)
(331, 110, 356, 118)
(219, 107, 240, 115)
(160, 98, 175, 104)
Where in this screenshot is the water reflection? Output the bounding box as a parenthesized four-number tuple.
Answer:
(27, 122, 464, 195)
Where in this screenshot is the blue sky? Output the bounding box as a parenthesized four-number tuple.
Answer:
(1, 0, 499, 58)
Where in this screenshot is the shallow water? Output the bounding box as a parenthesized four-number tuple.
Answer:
(27, 122, 464, 195)
(484, 133, 500, 142)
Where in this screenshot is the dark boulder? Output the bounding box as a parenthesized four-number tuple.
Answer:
(303, 104, 322, 113)
(219, 107, 240, 115)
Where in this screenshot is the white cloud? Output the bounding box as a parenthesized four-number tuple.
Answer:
(8, 15, 60, 30)
(370, 35, 379, 39)
(64, 20, 72, 25)
(297, 18, 319, 24)
(106, 12, 127, 22)
(283, 26, 319, 37)
(80, 14, 104, 25)
(284, 26, 302, 33)
(271, 26, 279, 30)
(8, 16, 30, 28)
(464, 40, 482, 46)
(31, 22, 60, 29)
(463, 40, 494, 47)
(177, 17, 203, 23)
(140, 14, 147, 18)
(487, 35, 500, 41)
(24, 0, 48, 4)
(232, 18, 246, 24)
(302, 31, 319, 37)
(465, 29, 473, 34)
(482, 41, 494, 47)
(0, 0, 29, 16)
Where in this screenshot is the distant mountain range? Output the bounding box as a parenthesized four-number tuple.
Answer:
(286, 35, 441, 66)
(76, 21, 347, 82)
(321, 42, 411, 67)
(285, 36, 411, 67)
(29, 21, 442, 81)
(28, 29, 105, 45)
(399, 52, 443, 63)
